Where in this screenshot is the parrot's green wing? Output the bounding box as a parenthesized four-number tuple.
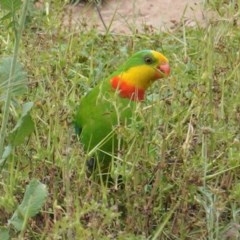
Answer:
(75, 79, 136, 175)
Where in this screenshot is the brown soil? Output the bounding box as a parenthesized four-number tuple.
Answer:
(63, 0, 210, 33)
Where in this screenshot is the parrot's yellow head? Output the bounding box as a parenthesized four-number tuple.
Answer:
(111, 50, 170, 101)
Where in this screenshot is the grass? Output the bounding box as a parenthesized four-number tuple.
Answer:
(0, 0, 240, 239)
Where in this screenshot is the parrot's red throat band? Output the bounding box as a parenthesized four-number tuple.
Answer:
(111, 76, 145, 101)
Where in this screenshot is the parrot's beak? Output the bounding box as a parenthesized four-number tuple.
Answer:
(158, 63, 170, 76)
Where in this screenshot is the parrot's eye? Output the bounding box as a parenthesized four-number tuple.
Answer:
(144, 56, 154, 64)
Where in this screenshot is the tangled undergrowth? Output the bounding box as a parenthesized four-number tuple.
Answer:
(0, 0, 240, 239)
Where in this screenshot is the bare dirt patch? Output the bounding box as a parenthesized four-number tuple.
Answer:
(63, 0, 209, 33)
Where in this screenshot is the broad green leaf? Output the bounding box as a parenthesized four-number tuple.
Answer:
(0, 0, 22, 12)
(8, 179, 48, 231)
(0, 227, 9, 240)
(8, 102, 34, 146)
(0, 57, 28, 101)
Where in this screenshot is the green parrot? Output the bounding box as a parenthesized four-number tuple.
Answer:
(75, 50, 170, 180)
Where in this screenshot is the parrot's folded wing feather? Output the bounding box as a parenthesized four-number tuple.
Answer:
(74, 121, 82, 135)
